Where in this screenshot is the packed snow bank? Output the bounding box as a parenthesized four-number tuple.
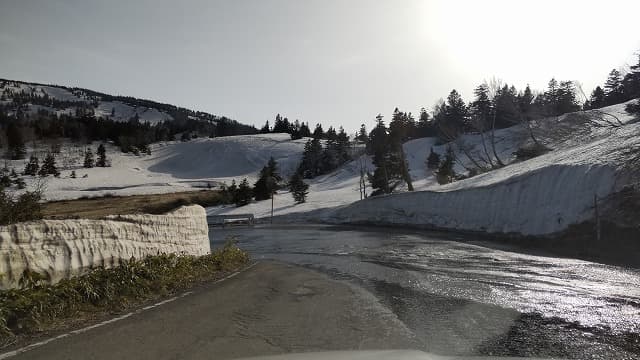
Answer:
(0, 205, 210, 289)
(327, 164, 616, 235)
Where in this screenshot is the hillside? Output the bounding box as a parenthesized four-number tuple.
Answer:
(208, 101, 640, 236)
(0, 79, 257, 144)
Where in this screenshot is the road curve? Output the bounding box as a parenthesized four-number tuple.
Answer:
(7, 262, 419, 360)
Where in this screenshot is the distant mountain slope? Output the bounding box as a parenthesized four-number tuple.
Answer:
(0, 78, 256, 132)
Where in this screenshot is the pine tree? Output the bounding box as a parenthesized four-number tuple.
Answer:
(518, 85, 535, 120)
(253, 157, 281, 200)
(23, 155, 39, 176)
(290, 119, 302, 140)
(299, 122, 311, 138)
(388, 109, 413, 191)
(357, 124, 368, 143)
(416, 108, 436, 137)
(435, 146, 455, 185)
(38, 153, 60, 177)
(471, 83, 492, 129)
(96, 144, 108, 167)
(289, 172, 309, 204)
(312, 123, 324, 139)
(6, 123, 26, 160)
(587, 86, 606, 109)
(260, 120, 271, 133)
(298, 138, 324, 178)
(436, 89, 468, 139)
(604, 69, 624, 105)
(234, 178, 253, 207)
(556, 81, 581, 114)
(368, 115, 403, 195)
(84, 148, 95, 168)
(426, 147, 440, 169)
(622, 55, 640, 100)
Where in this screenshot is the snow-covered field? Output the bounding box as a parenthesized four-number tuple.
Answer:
(5, 133, 307, 201)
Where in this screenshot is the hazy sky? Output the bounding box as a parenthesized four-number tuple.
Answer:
(1, 0, 639, 132)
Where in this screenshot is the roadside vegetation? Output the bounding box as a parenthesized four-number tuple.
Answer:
(0, 240, 249, 345)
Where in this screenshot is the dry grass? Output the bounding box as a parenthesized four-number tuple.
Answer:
(42, 190, 224, 219)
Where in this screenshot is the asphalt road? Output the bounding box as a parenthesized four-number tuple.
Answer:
(6, 262, 419, 360)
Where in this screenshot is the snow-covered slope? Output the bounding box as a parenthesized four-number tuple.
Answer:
(0, 80, 175, 124)
(208, 101, 640, 236)
(6, 133, 307, 200)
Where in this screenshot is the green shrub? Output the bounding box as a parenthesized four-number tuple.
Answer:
(0, 189, 43, 225)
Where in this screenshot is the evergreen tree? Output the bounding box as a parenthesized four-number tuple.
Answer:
(435, 90, 468, 139)
(290, 119, 302, 140)
(622, 55, 640, 101)
(6, 123, 26, 160)
(368, 115, 403, 195)
(289, 172, 309, 204)
(356, 124, 368, 143)
(234, 178, 253, 207)
(96, 144, 108, 167)
(604, 69, 624, 105)
(83, 148, 95, 168)
(470, 83, 492, 129)
(298, 138, 324, 178)
(435, 146, 455, 184)
(312, 123, 324, 139)
(416, 108, 436, 137)
(38, 153, 60, 177)
(260, 120, 271, 133)
(272, 114, 291, 133)
(299, 122, 311, 138)
(556, 81, 581, 114)
(518, 84, 535, 119)
(388, 109, 413, 191)
(253, 157, 281, 201)
(587, 86, 606, 109)
(23, 155, 39, 176)
(426, 147, 440, 169)
(493, 84, 520, 128)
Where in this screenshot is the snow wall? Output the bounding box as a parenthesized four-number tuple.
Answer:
(329, 164, 616, 236)
(0, 205, 210, 289)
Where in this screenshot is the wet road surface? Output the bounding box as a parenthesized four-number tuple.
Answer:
(212, 224, 640, 359)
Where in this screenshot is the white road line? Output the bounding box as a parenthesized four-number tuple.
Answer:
(0, 262, 258, 360)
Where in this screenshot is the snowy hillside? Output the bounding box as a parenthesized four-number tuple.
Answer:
(4, 133, 306, 200)
(0, 80, 172, 124)
(208, 101, 640, 236)
(0, 79, 257, 135)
